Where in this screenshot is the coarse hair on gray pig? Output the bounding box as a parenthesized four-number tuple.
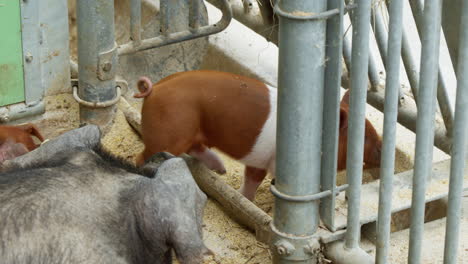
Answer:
(0, 125, 211, 264)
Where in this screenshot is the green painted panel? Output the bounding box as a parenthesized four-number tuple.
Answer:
(0, 0, 25, 106)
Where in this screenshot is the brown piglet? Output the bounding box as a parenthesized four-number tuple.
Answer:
(135, 71, 382, 201)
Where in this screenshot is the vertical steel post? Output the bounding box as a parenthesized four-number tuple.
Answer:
(443, 2, 468, 263)
(130, 0, 142, 45)
(344, 0, 372, 249)
(159, 0, 169, 35)
(441, 0, 463, 72)
(408, 1, 443, 263)
(343, 1, 381, 90)
(370, 4, 404, 100)
(189, 0, 201, 30)
(76, 0, 117, 129)
(401, 21, 421, 103)
(408, 0, 455, 136)
(375, 0, 403, 263)
(271, 0, 327, 263)
(320, 0, 344, 232)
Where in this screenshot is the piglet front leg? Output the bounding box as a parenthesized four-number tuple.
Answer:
(188, 145, 227, 175)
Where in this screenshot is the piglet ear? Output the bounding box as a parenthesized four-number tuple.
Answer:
(339, 108, 349, 130)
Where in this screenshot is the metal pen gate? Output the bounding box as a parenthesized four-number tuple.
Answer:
(270, 0, 468, 263)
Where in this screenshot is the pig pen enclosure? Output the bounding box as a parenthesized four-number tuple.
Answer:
(0, 0, 467, 263)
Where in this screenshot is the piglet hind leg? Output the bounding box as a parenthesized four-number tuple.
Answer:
(239, 166, 267, 201)
(188, 145, 227, 175)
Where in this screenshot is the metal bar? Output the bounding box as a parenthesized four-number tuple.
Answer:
(375, 0, 403, 262)
(119, 0, 232, 56)
(76, 0, 117, 129)
(0, 101, 45, 123)
(443, 2, 468, 262)
(272, 184, 348, 202)
(342, 8, 380, 91)
(272, 0, 327, 262)
(367, 31, 382, 89)
(441, 0, 463, 70)
(408, 1, 443, 263)
(344, 0, 372, 250)
(130, 0, 142, 45)
(189, 0, 201, 30)
(345, 0, 381, 88)
(370, 3, 404, 100)
(401, 21, 421, 103)
(320, 0, 344, 232)
(159, 0, 169, 35)
(408, 0, 455, 137)
(342, 13, 352, 73)
(371, 3, 388, 66)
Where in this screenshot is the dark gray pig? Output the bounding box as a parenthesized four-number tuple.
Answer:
(0, 125, 210, 264)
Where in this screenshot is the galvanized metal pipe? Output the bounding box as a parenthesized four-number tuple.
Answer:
(118, 0, 232, 55)
(342, 14, 352, 73)
(159, 0, 169, 35)
(272, 0, 327, 262)
(130, 0, 142, 45)
(371, 3, 388, 65)
(76, 0, 117, 128)
(408, 0, 455, 136)
(189, 0, 201, 30)
(401, 21, 421, 103)
(367, 31, 383, 89)
(441, 0, 463, 71)
(443, 2, 468, 263)
(375, 0, 403, 263)
(370, 4, 404, 100)
(408, 1, 443, 263)
(320, 0, 344, 232)
(343, 1, 382, 89)
(344, 0, 372, 250)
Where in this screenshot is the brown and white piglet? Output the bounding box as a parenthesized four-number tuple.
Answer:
(0, 123, 45, 163)
(134, 70, 382, 201)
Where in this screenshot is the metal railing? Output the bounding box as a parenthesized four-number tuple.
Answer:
(271, 1, 467, 263)
(118, 0, 232, 55)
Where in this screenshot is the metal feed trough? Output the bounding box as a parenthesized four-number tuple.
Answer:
(1, 0, 467, 264)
